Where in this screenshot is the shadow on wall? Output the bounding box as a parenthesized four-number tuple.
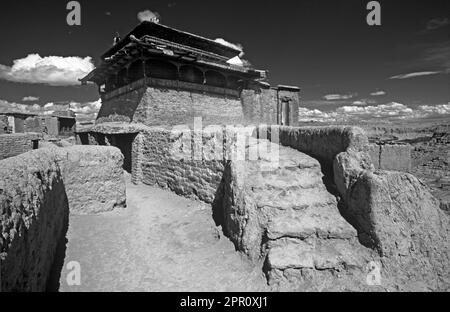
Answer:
(45, 210, 69, 292)
(0, 146, 126, 291)
(96, 87, 146, 124)
(77, 132, 137, 173)
(0, 156, 70, 292)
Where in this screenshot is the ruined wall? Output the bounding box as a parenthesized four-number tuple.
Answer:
(24, 117, 41, 133)
(0, 149, 68, 291)
(75, 125, 139, 174)
(0, 133, 40, 160)
(97, 86, 245, 127)
(368, 143, 412, 172)
(43, 117, 59, 136)
(0, 146, 126, 291)
(341, 169, 450, 290)
(134, 127, 228, 203)
(13, 117, 25, 133)
(24, 117, 59, 136)
(54, 146, 127, 214)
(0, 116, 9, 133)
(258, 125, 370, 169)
(78, 123, 249, 204)
(224, 125, 450, 290)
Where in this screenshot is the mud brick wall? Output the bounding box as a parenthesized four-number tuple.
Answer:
(0, 133, 40, 160)
(0, 116, 8, 134)
(24, 117, 42, 133)
(258, 125, 370, 169)
(54, 146, 127, 214)
(368, 143, 412, 172)
(133, 127, 229, 203)
(241, 88, 278, 125)
(97, 86, 245, 127)
(0, 149, 69, 291)
(0, 145, 126, 291)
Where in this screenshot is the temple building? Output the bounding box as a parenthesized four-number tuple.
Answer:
(81, 21, 300, 127)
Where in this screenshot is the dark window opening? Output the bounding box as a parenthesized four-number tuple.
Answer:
(205, 71, 226, 88)
(128, 60, 145, 82)
(145, 60, 178, 80)
(179, 65, 203, 84)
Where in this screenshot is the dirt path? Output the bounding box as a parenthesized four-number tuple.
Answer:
(58, 177, 269, 292)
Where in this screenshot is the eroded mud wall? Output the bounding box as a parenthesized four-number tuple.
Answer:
(0, 146, 126, 291)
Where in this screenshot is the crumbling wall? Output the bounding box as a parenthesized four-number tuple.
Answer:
(75, 124, 140, 174)
(224, 125, 449, 290)
(54, 146, 127, 214)
(342, 170, 450, 290)
(0, 145, 126, 291)
(0, 149, 68, 291)
(257, 125, 371, 171)
(78, 123, 249, 204)
(43, 117, 59, 136)
(134, 127, 228, 203)
(0, 133, 40, 160)
(368, 143, 412, 172)
(0, 116, 9, 134)
(24, 117, 42, 133)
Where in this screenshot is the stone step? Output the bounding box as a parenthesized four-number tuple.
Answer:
(246, 166, 324, 191)
(266, 204, 357, 240)
(266, 238, 365, 271)
(252, 186, 337, 211)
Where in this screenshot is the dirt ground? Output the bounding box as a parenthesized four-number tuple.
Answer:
(58, 176, 269, 292)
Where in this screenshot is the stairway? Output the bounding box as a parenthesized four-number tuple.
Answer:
(222, 139, 375, 290)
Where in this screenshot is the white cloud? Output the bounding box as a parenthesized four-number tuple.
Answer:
(389, 71, 441, 79)
(336, 102, 414, 118)
(323, 93, 357, 101)
(298, 107, 338, 123)
(417, 103, 450, 115)
(214, 38, 244, 52)
(22, 96, 40, 102)
(298, 102, 450, 123)
(370, 90, 386, 96)
(69, 99, 101, 115)
(0, 54, 94, 86)
(137, 10, 160, 23)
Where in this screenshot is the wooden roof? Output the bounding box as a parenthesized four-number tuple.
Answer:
(103, 22, 241, 60)
(80, 22, 266, 84)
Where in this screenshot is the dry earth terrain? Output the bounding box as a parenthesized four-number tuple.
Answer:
(57, 175, 268, 292)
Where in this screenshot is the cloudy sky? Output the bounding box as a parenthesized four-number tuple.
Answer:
(0, 0, 448, 123)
